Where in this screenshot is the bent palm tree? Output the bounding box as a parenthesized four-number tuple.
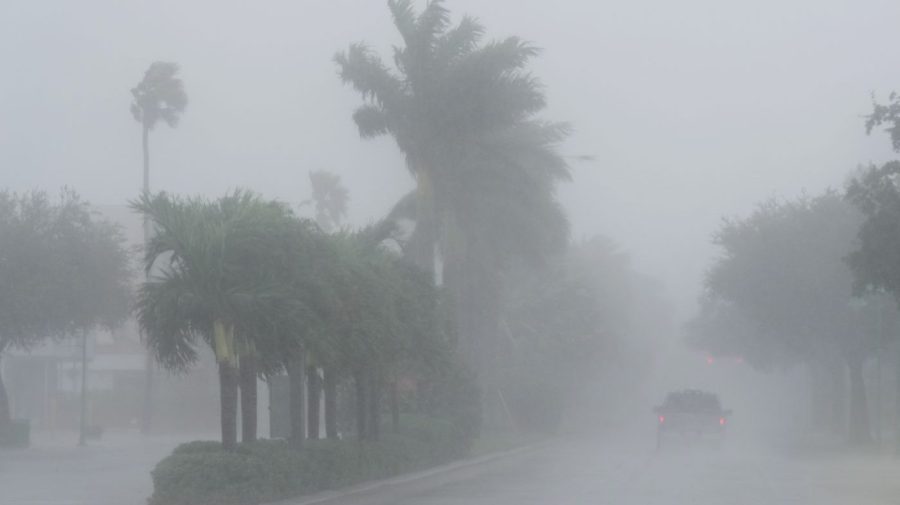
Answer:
(133, 191, 300, 449)
(131, 61, 187, 433)
(131, 61, 187, 195)
(336, 0, 570, 422)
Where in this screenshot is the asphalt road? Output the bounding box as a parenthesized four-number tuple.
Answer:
(3, 430, 900, 505)
(0, 430, 195, 505)
(339, 434, 900, 505)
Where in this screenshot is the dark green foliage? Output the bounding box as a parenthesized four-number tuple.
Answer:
(0, 189, 132, 349)
(846, 161, 900, 304)
(0, 189, 132, 430)
(690, 191, 894, 443)
(865, 92, 900, 152)
(689, 192, 877, 368)
(148, 415, 470, 505)
(336, 3, 571, 412)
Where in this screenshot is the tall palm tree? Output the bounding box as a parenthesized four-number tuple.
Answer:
(130, 61, 187, 433)
(335, 0, 570, 423)
(133, 191, 303, 449)
(131, 62, 187, 196)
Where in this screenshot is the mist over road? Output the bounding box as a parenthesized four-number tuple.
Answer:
(347, 435, 900, 505)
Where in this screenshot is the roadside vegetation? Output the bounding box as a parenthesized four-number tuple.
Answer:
(687, 92, 900, 448)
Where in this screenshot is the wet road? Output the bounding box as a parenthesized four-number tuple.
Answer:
(350, 435, 900, 505)
(2, 431, 899, 505)
(0, 430, 196, 505)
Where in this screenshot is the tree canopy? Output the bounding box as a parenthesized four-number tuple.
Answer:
(0, 189, 132, 430)
(0, 189, 131, 351)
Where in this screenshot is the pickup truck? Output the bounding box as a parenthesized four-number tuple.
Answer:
(654, 389, 731, 448)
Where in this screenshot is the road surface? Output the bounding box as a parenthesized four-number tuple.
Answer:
(0, 430, 200, 505)
(2, 430, 900, 505)
(333, 434, 900, 505)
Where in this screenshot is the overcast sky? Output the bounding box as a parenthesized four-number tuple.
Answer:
(3, 0, 900, 320)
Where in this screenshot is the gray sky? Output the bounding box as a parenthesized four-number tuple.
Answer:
(3, 0, 900, 320)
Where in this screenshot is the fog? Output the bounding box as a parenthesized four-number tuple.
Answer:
(3, 1, 900, 504)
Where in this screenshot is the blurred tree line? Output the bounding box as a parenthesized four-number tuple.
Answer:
(689, 92, 900, 446)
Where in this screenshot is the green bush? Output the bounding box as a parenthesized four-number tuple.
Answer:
(149, 415, 472, 505)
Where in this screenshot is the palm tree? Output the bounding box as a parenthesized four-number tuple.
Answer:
(304, 170, 349, 233)
(130, 61, 187, 433)
(133, 191, 303, 449)
(300, 170, 348, 439)
(335, 0, 570, 423)
(131, 62, 187, 196)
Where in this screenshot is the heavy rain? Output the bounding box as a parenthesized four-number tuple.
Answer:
(2, 1, 900, 504)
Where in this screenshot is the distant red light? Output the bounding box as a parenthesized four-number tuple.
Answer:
(706, 356, 714, 365)
(658, 415, 665, 424)
(719, 417, 726, 426)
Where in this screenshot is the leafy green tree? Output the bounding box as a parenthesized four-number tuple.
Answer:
(335, 0, 570, 423)
(692, 192, 882, 443)
(846, 96, 900, 450)
(0, 189, 131, 434)
(133, 191, 306, 449)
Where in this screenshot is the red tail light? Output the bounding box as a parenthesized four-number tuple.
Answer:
(719, 417, 726, 426)
(658, 415, 665, 424)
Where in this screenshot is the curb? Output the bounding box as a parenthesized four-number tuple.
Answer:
(269, 442, 548, 505)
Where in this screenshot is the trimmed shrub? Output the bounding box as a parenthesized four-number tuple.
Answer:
(149, 415, 471, 505)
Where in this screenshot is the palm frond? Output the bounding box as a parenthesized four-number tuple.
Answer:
(352, 105, 390, 138)
(388, 0, 418, 47)
(434, 15, 485, 66)
(334, 44, 405, 109)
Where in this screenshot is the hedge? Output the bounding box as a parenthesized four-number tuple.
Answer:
(148, 416, 471, 505)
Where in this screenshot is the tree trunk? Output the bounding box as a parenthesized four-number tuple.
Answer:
(218, 362, 239, 450)
(895, 343, 900, 456)
(140, 123, 154, 435)
(847, 358, 872, 445)
(307, 366, 321, 439)
(323, 368, 338, 439)
(239, 354, 258, 443)
(287, 354, 306, 448)
(367, 367, 380, 441)
(826, 359, 846, 435)
(412, 171, 437, 280)
(0, 351, 10, 433)
(390, 380, 400, 433)
(354, 370, 367, 441)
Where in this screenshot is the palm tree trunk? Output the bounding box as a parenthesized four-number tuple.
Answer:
(307, 366, 321, 439)
(323, 368, 338, 439)
(354, 370, 367, 441)
(142, 123, 150, 193)
(287, 353, 306, 448)
(390, 380, 400, 433)
(140, 123, 155, 435)
(847, 357, 872, 445)
(218, 362, 239, 450)
(413, 170, 437, 280)
(0, 350, 11, 433)
(367, 366, 380, 441)
(239, 354, 258, 443)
